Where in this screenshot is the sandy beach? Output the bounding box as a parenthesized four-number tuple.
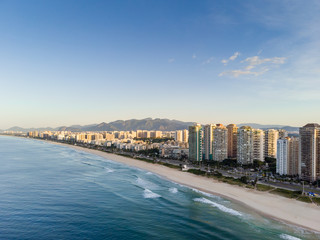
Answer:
(51, 141, 320, 233)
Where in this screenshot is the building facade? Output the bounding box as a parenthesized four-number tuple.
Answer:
(227, 124, 238, 159)
(203, 124, 215, 160)
(265, 129, 279, 158)
(237, 126, 253, 165)
(252, 129, 265, 162)
(299, 124, 320, 182)
(213, 124, 228, 162)
(189, 124, 203, 162)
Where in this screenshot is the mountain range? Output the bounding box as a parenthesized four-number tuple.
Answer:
(2, 118, 299, 132)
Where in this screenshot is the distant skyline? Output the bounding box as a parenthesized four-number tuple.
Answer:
(1, 0, 320, 129)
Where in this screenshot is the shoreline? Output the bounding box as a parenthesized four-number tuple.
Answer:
(2, 135, 319, 234)
(45, 140, 320, 234)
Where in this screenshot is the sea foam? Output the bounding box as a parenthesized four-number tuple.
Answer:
(136, 177, 158, 190)
(169, 187, 178, 193)
(194, 197, 242, 216)
(143, 189, 161, 199)
(191, 188, 221, 199)
(279, 234, 301, 240)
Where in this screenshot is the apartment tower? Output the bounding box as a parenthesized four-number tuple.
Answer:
(213, 124, 228, 162)
(265, 129, 279, 158)
(299, 124, 320, 182)
(227, 124, 238, 159)
(252, 129, 265, 162)
(237, 126, 253, 165)
(189, 124, 203, 162)
(203, 124, 215, 160)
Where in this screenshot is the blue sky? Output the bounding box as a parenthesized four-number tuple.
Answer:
(1, 0, 320, 128)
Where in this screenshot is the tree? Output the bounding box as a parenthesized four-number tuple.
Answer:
(240, 176, 248, 184)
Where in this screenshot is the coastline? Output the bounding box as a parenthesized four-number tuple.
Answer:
(1, 133, 317, 235)
(42, 140, 320, 234)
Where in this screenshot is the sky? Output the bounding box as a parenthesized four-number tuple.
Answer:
(1, 0, 320, 129)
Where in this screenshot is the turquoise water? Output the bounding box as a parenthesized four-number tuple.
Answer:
(0, 136, 318, 240)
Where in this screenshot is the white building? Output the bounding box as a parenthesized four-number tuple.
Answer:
(277, 138, 288, 175)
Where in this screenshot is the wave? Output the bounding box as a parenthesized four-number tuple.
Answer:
(194, 197, 242, 217)
(105, 168, 114, 173)
(146, 172, 153, 175)
(81, 161, 114, 173)
(169, 187, 178, 193)
(136, 177, 158, 190)
(279, 234, 301, 240)
(191, 188, 221, 199)
(143, 189, 161, 199)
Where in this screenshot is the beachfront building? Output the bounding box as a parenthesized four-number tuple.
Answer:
(203, 124, 215, 160)
(288, 137, 300, 176)
(299, 124, 320, 182)
(227, 124, 238, 159)
(277, 137, 300, 176)
(175, 130, 183, 142)
(213, 124, 228, 162)
(277, 138, 289, 175)
(252, 129, 265, 162)
(237, 126, 253, 165)
(183, 129, 189, 143)
(189, 124, 203, 162)
(265, 129, 279, 158)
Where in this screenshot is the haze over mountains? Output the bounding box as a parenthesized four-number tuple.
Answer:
(3, 118, 299, 132)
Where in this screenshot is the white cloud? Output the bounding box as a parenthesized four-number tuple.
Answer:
(221, 52, 240, 65)
(192, 54, 197, 59)
(203, 57, 214, 64)
(219, 55, 286, 78)
(168, 58, 175, 63)
(244, 56, 286, 66)
(219, 68, 268, 77)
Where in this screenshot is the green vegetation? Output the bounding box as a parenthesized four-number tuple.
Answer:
(256, 184, 275, 191)
(265, 157, 277, 173)
(239, 176, 248, 184)
(187, 169, 206, 176)
(221, 159, 238, 167)
(269, 188, 302, 198)
(137, 148, 159, 157)
(158, 162, 180, 169)
(297, 196, 312, 203)
(312, 197, 320, 205)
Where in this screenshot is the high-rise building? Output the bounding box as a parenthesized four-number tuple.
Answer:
(288, 137, 299, 176)
(227, 124, 238, 159)
(203, 124, 215, 160)
(252, 129, 265, 162)
(136, 130, 143, 138)
(299, 123, 320, 182)
(237, 126, 253, 165)
(277, 137, 300, 176)
(277, 138, 289, 175)
(189, 124, 202, 162)
(213, 124, 228, 162)
(175, 130, 183, 142)
(265, 129, 279, 158)
(183, 129, 189, 143)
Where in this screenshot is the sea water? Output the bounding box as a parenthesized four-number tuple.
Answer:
(0, 136, 318, 240)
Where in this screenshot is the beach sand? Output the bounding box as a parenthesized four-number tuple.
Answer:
(52, 141, 320, 233)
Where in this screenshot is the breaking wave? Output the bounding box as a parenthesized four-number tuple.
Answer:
(143, 189, 161, 199)
(136, 177, 158, 190)
(194, 197, 242, 216)
(279, 234, 301, 240)
(169, 187, 178, 193)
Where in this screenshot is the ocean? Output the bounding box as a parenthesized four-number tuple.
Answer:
(0, 136, 318, 240)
